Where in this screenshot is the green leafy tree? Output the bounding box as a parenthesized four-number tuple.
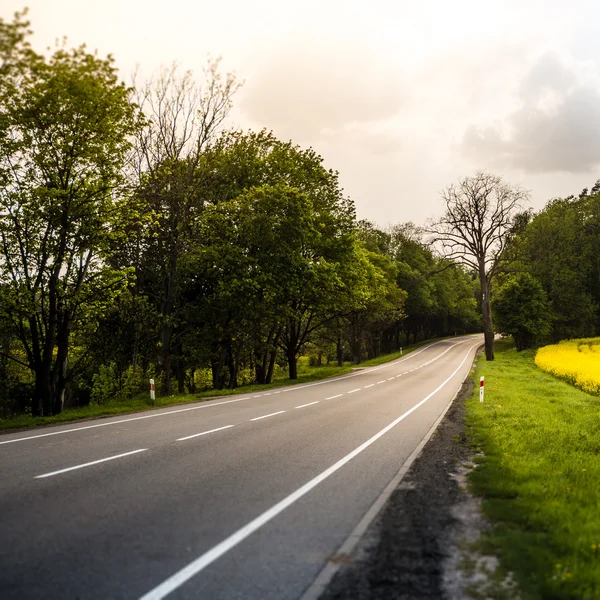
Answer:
(194, 181, 359, 383)
(343, 244, 406, 363)
(517, 194, 599, 340)
(492, 273, 551, 351)
(0, 9, 32, 76)
(0, 37, 141, 415)
(191, 131, 357, 381)
(129, 62, 241, 396)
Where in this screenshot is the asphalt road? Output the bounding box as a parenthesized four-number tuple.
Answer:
(0, 335, 482, 600)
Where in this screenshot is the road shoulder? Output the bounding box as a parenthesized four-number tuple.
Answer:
(318, 371, 504, 599)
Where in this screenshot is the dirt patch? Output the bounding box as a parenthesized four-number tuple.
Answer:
(320, 367, 515, 599)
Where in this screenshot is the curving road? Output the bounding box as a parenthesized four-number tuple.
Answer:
(0, 335, 482, 599)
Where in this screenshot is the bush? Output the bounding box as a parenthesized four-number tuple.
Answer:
(90, 363, 118, 405)
(493, 273, 551, 351)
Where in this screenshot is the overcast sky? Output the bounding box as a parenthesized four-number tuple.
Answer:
(4, 0, 600, 226)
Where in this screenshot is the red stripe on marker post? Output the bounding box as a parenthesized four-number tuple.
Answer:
(150, 379, 156, 403)
(479, 376, 484, 402)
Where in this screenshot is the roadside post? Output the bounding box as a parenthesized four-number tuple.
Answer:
(150, 379, 155, 404)
(400, 347, 403, 356)
(480, 376, 484, 402)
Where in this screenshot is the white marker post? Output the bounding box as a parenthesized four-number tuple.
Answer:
(150, 379, 155, 404)
(479, 376, 484, 402)
(400, 347, 403, 356)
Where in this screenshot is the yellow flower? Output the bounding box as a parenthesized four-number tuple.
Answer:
(535, 338, 600, 396)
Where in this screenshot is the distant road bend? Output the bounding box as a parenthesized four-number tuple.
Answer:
(0, 335, 482, 600)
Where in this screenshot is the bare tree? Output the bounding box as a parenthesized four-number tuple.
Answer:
(427, 171, 529, 360)
(128, 59, 241, 395)
(130, 58, 240, 175)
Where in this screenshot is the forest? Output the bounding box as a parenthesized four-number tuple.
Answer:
(1, 11, 598, 419)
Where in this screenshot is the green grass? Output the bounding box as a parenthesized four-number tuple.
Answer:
(0, 336, 444, 433)
(467, 339, 600, 600)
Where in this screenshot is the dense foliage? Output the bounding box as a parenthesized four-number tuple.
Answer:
(494, 184, 600, 348)
(7, 8, 600, 417)
(492, 273, 551, 351)
(0, 13, 481, 417)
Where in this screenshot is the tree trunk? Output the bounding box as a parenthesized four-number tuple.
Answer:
(53, 310, 69, 415)
(480, 271, 495, 361)
(186, 368, 196, 394)
(227, 342, 238, 389)
(287, 347, 298, 380)
(160, 326, 173, 396)
(266, 349, 277, 384)
(177, 363, 185, 395)
(336, 336, 343, 367)
(31, 377, 42, 417)
(212, 346, 228, 390)
(254, 349, 267, 384)
(176, 339, 185, 394)
(159, 240, 178, 396)
(35, 361, 53, 417)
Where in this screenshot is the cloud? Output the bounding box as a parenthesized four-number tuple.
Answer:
(461, 54, 600, 173)
(239, 36, 405, 141)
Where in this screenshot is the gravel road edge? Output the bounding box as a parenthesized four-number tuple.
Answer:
(316, 354, 498, 599)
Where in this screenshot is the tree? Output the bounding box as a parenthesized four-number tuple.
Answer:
(428, 171, 529, 360)
(192, 130, 357, 381)
(129, 61, 241, 395)
(194, 181, 360, 382)
(492, 273, 551, 351)
(0, 9, 32, 76)
(0, 41, 140, 415)
(342, 244, 405, 363)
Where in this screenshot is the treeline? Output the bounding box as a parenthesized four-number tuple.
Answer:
(493, 183, 600, 350)
(0, 12, 479, 418)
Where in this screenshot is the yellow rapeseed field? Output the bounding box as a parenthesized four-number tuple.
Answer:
(535, 337, 600, 396)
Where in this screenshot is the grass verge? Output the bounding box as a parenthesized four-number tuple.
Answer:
(0, 336, 447, 433)
(466, 338, 600, 600)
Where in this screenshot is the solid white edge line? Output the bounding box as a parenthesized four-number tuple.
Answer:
(2, 337, 476, 446)
(299, 349, 479, 600)
(176, 425, 234, 442)
(35, 448, 148, 479)
(295, 401, 320, 409)
(138, 342, 481, 600)
(326, 394, 343, 400)
(250, 410, 286, 422)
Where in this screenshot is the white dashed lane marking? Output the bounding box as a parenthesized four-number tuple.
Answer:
(176, 425, 235, 442)
(295, 401, 320, 409)
(35, 449, 148, 479)
(250, 411, 286, 422)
